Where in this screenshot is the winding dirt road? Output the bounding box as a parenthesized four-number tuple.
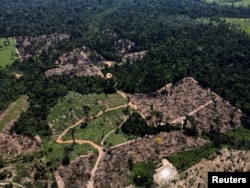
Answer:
(55, 100, 128, 188)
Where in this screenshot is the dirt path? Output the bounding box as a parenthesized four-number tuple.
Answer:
(110, 138, 142, 149)
(117, 90, 127, 99)
(100, 129, 115, 146)
(14, 38, 21, 59)
(54, 171, 65, 188)
(170, 99, 215, 124)
(55, 102, 129, 188)
(117, 90, 146, 119)
(80, 51, 104, 78)
(100, 117, 128, 146)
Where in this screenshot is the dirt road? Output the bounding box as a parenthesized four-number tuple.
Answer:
(55, 102, 129, 188)
(170, 99, 215, 124)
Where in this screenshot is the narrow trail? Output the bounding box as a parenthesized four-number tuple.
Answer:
(110, 138, 140, 149)
(170, 99, 215, 124)
(100, 129, 115, 146)
(0, 182, 24, 188)
(117, 90, 146, 119)
(100, 117, 128, 146)
(14, 38, 21, 60)
(80, 51, 104, 78)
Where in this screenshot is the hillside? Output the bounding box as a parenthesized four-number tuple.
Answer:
(128, 77, 242, 133)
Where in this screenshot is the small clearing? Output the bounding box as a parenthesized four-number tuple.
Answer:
(0, 95, 29, 131)
(45, 48, 104, 77)
(15, 33, 70, 59)
(0, 37, 20, 67)
(122, 50, 148, 62)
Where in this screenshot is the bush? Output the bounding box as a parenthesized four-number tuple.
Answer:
(0, 157, 4, 168)
(62, 156, 70, 166)
(129, 162, 155, 187)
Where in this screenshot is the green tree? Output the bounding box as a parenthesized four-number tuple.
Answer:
(130, 162, 155, 187)
(82, 105, 91, 122)
(0, 157, 4, 168)
(70, 128, 75, 145)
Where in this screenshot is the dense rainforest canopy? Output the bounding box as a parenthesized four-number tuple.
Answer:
(0, 0, 250, 136)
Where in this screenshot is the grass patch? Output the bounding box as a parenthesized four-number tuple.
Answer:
(48, 91, 126, 137)
(0, 37, 19, 67)
(226, 126, 250, 141)
(223, 18, 250, 33)
(6, 137, 96, 186)
(0, 95, 29, 131)
(47, 91, 107, 136)
(103, 93, 127, 109)
(167, 143, 216, 172)
(129, 161, 156, 187)
(13, 162, 32, 183)
(69, 143, 97, 159)
(63, 108, 126, 145)
(104, 131, 129, 147)
(224, 126, 250, 149)
(196, 17, 250, 34)
(205, 0, 250, 7)
(43, 137, 97, 170)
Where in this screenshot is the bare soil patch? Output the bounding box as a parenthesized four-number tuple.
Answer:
(0, 130, 42, 158)
(103, 61, 114, 67)
(56, 153, 97, 188)
(127, 77, 242, 133)
(45, 48, 104, 77)
(114, 39, 135, 55)
(122, 50, 148, 62)
(154, 159, 178, 185)
(15, 34, 70, 59)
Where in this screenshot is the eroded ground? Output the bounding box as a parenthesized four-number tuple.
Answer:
(45, 48, 104, 77)
(15, 34, 70, 59)
(127, 77, 242, 133)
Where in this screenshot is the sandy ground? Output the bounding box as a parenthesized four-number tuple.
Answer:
(106, 72, 112, 79)
(154, 159, 178, 185)
(103, 61, 114, 67)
